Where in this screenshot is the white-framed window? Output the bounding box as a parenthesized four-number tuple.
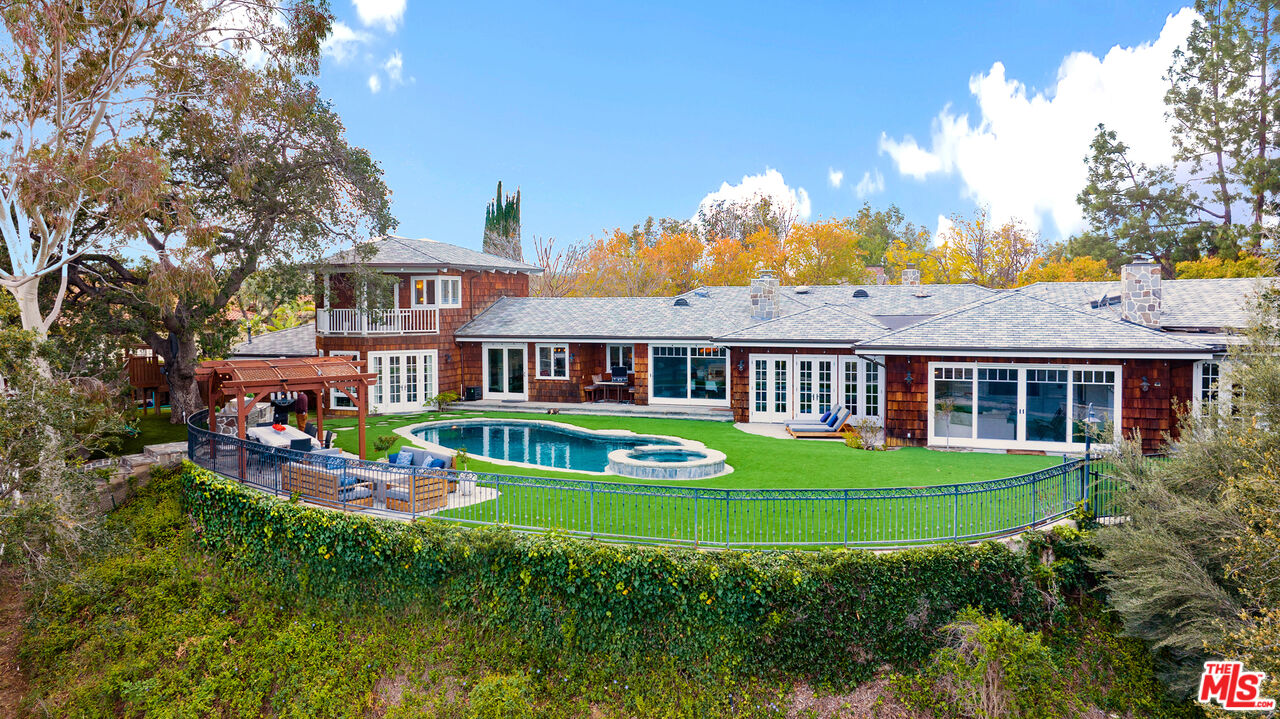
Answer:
(650, 345, 728, 404)
(438, 276, 462, 307)
(863, 361, 880, 417)
(327, 351, 359, 409)
(607, 344, 634, 372)
(411, 276, 435, 306)
(536, 344, 569, 379)
(1194, 359, 1234, 416)
(927, 361, 1121, 449)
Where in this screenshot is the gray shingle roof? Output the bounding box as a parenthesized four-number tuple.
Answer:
(856, 292, 1218, 354)
(714, 305, 887, 343)
(230, 323, 318, 358)
(778, 283, 998, 316)
(324, 236, 542, 273)
(1016, 278, 1271, 330)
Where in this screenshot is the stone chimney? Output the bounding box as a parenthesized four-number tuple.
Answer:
(867, 266, 887, 285)
(901, 265, 921, 286)
(1120, 261, 1162, 328)
(749, 270, 780, 321)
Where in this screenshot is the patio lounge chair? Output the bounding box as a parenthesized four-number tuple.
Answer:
(282, 457, 375, 507)
(786, 406, 853, 439)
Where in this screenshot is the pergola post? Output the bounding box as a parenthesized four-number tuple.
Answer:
(315, 389, 325, 438)
(357, 382, 367, 460)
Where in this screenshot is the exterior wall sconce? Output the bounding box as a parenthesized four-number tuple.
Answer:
(736, 359, 745, 372)
(444, 352, 452, 363)
(905, 370, 913, 385)
(1140, 376, 1150, 392)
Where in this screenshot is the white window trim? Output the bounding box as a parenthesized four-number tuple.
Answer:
(746, 354, 885, 424)
(1193, 359, 1232, 417)
(482, 343, 528, 400)
(367, 349, 439, 413)
(327, 350, 359, 409)
(437, 275, 462, 308)
(926, 361, 1122, 452)
(647, 344, 730, 406)
(535, 343, 570, 380)
(410, 275, 432, 307)
(607, 343, 635, 371)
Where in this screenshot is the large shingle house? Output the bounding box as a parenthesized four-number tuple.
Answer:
(234, 236, 1267, 454)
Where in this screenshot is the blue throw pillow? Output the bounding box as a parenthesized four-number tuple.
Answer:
(818, 409, 833, 424)
(339, 473, 362, 488)
(324, 456, 344, 471)
(394, 451, 413, 467)
(428, 457, 447, 469)
(825, 410, 842, 428)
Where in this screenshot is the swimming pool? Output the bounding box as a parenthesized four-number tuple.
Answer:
(410, 419, 685, 473)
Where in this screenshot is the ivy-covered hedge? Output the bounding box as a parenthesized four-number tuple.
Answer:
(180, 463, 1053, 684)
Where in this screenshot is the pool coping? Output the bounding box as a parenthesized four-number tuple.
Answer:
(393, 417, 733, 477)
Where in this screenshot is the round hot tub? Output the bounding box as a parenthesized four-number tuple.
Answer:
(606, 444, 729, 480)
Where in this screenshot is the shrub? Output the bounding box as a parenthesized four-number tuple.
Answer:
(179, 462, 1052, 685)
(841, 430, 861, 449)
(468, 673, 535, 719)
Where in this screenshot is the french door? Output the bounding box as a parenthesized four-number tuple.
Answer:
(484, 343, 527, 400)
(749, 356, 791, 422)
(369, 350, 437, 413)
(794, 356, 836, 420)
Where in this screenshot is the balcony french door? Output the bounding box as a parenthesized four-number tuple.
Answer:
(484, 344, 527, 400)
(749, 356, 791, 422)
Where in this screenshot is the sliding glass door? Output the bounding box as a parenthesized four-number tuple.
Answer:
(929, 362, 1120, 449)
(649, 345, 729, 405)
(484, 344, 526, 400)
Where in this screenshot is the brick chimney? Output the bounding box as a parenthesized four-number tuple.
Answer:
(867, 266, 887, 285)
(901, 265, 921, 286)
(749, 270, 780, 320)
(1120, 261, 1162, 328)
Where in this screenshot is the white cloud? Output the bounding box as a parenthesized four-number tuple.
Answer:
(854, 169, 885, 199)
(828, 167, 844, 188)
(352, 0, 406, 32)
(934, 214, 955, 245)
(367, 74, 382, 93)
(383, 51, 404, 85)
(694, 168, 812, 227)
(321, 21, 370, 63)
(878, 8, 1197, 238)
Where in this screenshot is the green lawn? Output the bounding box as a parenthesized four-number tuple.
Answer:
(114, 408, 189, 456)
(324, 409, 1058, 490)
(318, 410, 1073, 548)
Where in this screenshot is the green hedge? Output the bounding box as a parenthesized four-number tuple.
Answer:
(180, 463, 1052, 684)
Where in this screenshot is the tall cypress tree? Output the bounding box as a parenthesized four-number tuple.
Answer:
(483, 181, 523, 261)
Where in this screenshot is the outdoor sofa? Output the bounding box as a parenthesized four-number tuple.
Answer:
(382, 446, 455, 513)
(281, 450, 377, 507)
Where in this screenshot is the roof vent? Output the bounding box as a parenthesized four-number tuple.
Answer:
(673, 297, 690, 307)
(693, 289, 710, 298)
(852, 289, 870, 298)
(794, 285, 811, 294)
(913, 291, 931, 298)
(1090, 294, 1122, 309)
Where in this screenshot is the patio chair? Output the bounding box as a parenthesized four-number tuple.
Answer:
(304, 421, 318, 438)
(385, 470, 449, 513)
(282, 459, 374, 507)
(322, 430, 336, 449)
(786, 406, 853, 438)
(289, 437, 314, 452)
(585, 374, 604, 402)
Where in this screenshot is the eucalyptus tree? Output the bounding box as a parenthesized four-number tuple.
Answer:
(65, 58, 393, 421)
(0, 0, 331, 340)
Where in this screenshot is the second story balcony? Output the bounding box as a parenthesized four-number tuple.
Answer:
(317, 307, 440, 336)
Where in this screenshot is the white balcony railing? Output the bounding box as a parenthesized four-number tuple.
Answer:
(317, 308, 440, 336)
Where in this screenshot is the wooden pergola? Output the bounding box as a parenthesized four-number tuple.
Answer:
(196, 357, 377, 458)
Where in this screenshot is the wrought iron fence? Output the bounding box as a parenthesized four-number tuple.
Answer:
(187, 410, 1106, 549)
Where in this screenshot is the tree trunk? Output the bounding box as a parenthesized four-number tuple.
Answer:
(150, 333, 203, 424)
(8, 280, 47, 338)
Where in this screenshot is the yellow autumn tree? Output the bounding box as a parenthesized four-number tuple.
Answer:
(1018, 255, 1117, 284)
(1174, 254, 1276, 278)
(781, 218, 869, 285)
(638, 229, 706, 295)
(883, 226, 939, 282)
(933, 208, 1042, 287)
(572, 229, 665, 296)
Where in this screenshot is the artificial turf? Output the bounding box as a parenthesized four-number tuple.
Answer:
(323, 409, 1059, 491)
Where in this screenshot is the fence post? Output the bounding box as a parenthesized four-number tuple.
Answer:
(589, 481, 596, 539)
(843, 490, 850, 547)
(693, 490, 699, 548)
(494, 476, 501, 524)
(952, 485, 959, 540)
(724, 490, 730, 549)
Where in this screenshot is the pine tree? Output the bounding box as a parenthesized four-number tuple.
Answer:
(483, 181, 523, 261)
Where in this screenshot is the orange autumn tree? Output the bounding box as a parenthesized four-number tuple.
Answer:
(638, 229, 705, 295)
(572, 229, 665, 296)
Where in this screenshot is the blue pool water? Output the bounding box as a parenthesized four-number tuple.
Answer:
(412, 421, 681, 472)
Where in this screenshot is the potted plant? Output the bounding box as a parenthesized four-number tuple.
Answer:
(453, 447, 475, 495)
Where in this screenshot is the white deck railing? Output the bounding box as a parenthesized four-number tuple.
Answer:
(317, 308, 440, 335)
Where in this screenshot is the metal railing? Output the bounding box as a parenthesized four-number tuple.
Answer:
(316, 307, 439, 335)
(187, 411, 1101, 549)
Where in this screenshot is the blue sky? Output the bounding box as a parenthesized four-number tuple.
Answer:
(318, 1, 1192, 251)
